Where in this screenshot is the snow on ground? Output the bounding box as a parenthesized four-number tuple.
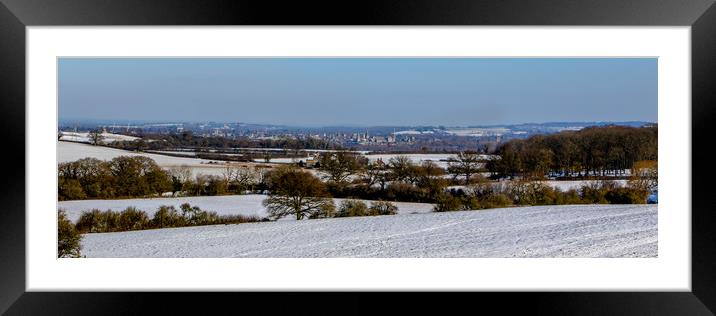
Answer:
(58, 141, 214, 165)
(447, 180, 630, 192)
(59, 132, 139, 143)
(394, 130, 434, 135)
(445, 127, 511, 137)
(364, 153, 494, 169)
(58, 141, 238, 176)
(365, 154, 455, 168)
(146, 150, 199, 156)
(238, 147, 370, 154)
(253, 157, 311, 164)
(58, 194, 435, 223)
(80, 204, 657, 258)
(544, 180, 628, 191)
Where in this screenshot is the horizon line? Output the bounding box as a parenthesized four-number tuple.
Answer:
(57, 119, 656, 128)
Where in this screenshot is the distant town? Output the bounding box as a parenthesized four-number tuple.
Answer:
(59, 120, 654, 153)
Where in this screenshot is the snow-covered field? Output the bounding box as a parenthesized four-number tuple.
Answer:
(238, 147, 370, 154)
(543, 180, 629, 191)
(364, 153, 494, 169)
(445, 127, 511, 137)
(394, 130, 434, 135)
(58, 141, 213, 165)
(58, 194, 435, 222)
(448, 180, 630, 192)
(59, 131, 139, 144)
(365, 154, 454, 168)
(58, 141, 237, 176)
(253, 157, 312, 164)
(80, 204, 657, 258)
(146, 150, 199, 156)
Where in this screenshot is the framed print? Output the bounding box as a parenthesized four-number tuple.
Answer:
(2, 0, 716, 314)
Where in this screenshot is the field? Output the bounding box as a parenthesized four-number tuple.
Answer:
(447, 180, 630, 193)
(59, 140, 658, 258)
(58, 194, 435, 222)
(79, 204, 657, 258)
(366, 153, 457, 169)
(59, 131, 139, 143)
(58, 141, 256, 176)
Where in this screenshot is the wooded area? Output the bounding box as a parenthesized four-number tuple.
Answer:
(487, 125, 657, 179)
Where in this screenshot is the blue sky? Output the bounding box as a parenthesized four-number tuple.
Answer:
(58, 58, 657, 126)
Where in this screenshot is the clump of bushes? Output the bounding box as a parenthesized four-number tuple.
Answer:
(434, 192, 512, 212)
(433, 194, 463, 212)
(335, 199, 398, 217)
(604, 187, 649, 204)
(506, 182, 560, 205)
(73, 203, 263, 234)
(336, 199, 369, 217)
(435, 182, 514, 212)
(151, 205, 187, 228)
(384, 182, 430, 203)
(327, 181, 439, 204)
(478, 193, 512, 209)
(368, 200, 398, 216)
(214, 214, 266, 224)
(433, 180, 649, 213)
(580, 181, 648, 204)
(58, 156, 172, 201)
(75, 209, 120, 233)
(581, 186, 608, 204)
(469, 183, 513, 209)
(58, 210, 82, 258)
(117, 207, 150, 231)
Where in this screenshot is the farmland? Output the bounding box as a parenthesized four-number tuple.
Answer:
(57, 125, 658, 259)
(79, 204, 657, 258)
(58, 141, 263, 177)
(58, 194, 435, 223)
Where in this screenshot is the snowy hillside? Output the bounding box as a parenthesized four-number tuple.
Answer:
(58, 141, 231, 176)
(58, 194, 435, 222)
(447, 180, 630, 193)
(80, 204, 657, 258)
(59, 131, 139, 144)
(366, 153, 456, 169)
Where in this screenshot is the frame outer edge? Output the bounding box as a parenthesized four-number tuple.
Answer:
(1, 0, 715, 315)
(0, 1, 27, 315)
(0, 0, 714, 25)
(692, 1, 716, 314)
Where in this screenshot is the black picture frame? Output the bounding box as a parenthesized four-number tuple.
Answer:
(1, 0, 715, 314)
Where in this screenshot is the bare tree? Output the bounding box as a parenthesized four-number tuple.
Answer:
(263, 166, 335, 220)
(236, 167, 259, 192)
(223, 165, 260, 193)
(169, 165, 193, 184)
(167, 165, 193, 196)
(222, 165, 238, 183)
(317, 151, 365, 183)
(388, 155, 415, 183)
(629, 160, 658, 191)
(89, 129, 104, 146)
(447, 151, 483, 185)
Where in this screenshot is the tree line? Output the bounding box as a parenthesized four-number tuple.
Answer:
(57, 203, 263, 258)
(108, 131, 339, 152)
(435, 179, 652, 212)
(59, 147, 657, 257)
(59, 156, 271, 201)
(58, 150, 486, 202)
(487, 125, 657, 179)
(59, 156, 173, 200)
